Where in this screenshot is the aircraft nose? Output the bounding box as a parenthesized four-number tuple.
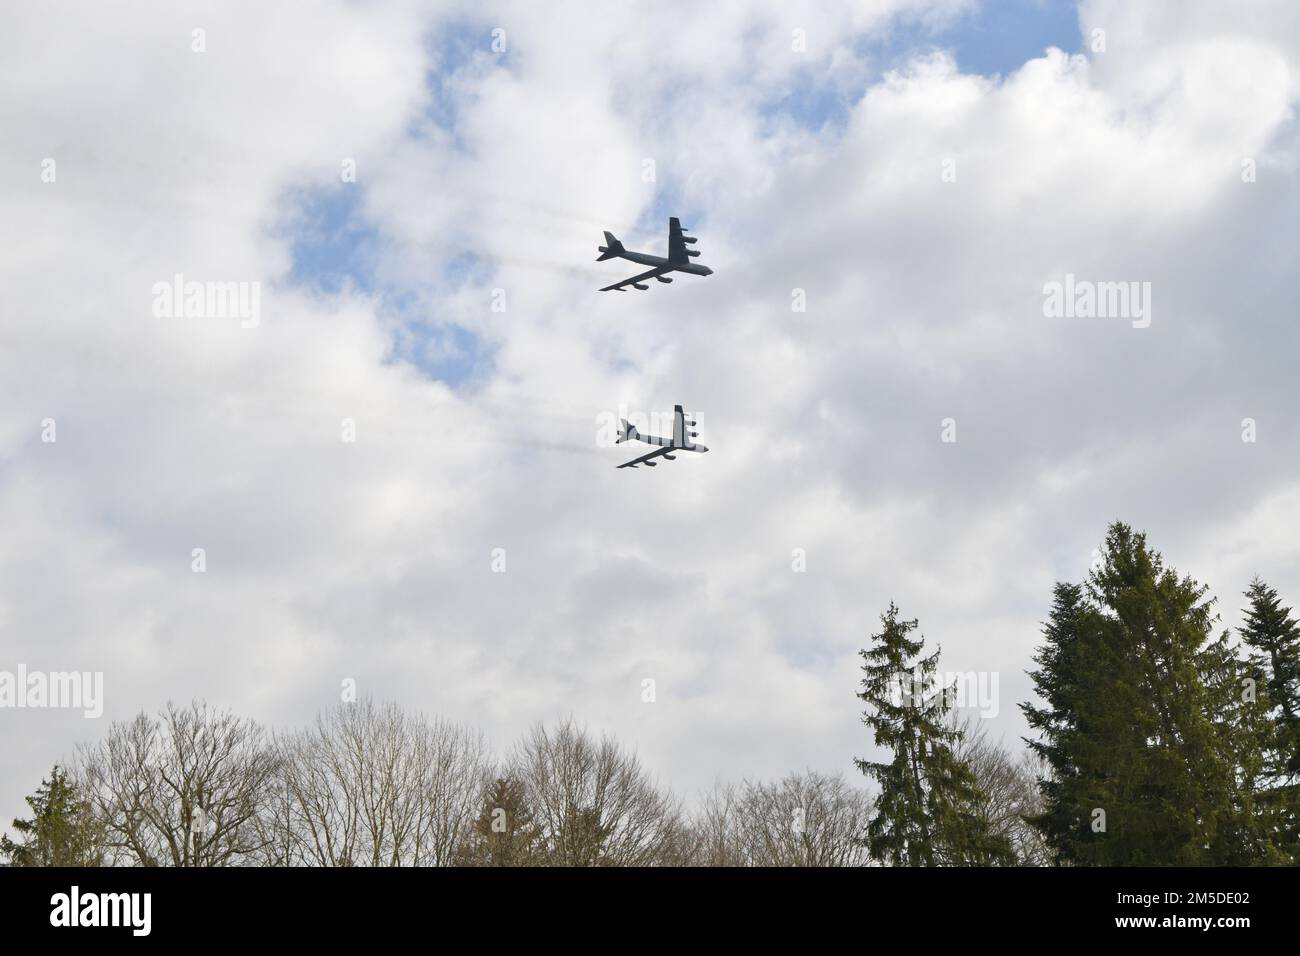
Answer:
(697, 445, 709, 453)
(704, 267, 714, 275)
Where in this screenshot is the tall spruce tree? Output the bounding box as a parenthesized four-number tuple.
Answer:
(0, 766, 104, 867)
(1198, 629, 1286, 863)
(1022, 522, 1258, 864)
(856, 602, 1014, 865)
(1021, 582, 1098, 861)
(457, 776, 544, 866)
(1237, 578, 1300, 860)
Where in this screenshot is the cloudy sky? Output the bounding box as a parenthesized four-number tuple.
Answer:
(3, 0, 1300, 828)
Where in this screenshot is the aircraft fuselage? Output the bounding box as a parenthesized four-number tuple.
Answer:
(636, 432, 708, 453)
(614, 251, 713, 276)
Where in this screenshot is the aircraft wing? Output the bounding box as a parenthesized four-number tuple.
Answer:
(617, 447, 673, 469)
(668, 217, 698, 264)
(600, 266, 668, 292)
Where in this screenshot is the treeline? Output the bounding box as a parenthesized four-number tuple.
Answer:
(0, 707, 881, 867)
(3, 521, 1298, 867)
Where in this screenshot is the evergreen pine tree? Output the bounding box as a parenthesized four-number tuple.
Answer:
(0, 766, 104, 867)
(1198, 629, 1287, 863)
(1021, 581, 1098, 861)
(856, 602, 1014, 865)
(458, 776, 543, 867)
(1237, 578, 1300, 860)
(1022, 522, 1254, 864)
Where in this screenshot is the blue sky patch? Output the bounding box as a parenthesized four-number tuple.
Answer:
(762, 0, 1082, 135)
(879, 0, 1081, 78)
(287, 185, 376, 295)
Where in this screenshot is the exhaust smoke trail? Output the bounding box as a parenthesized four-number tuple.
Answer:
(480, 191, 618, 232)
(485, 255, 593, 278)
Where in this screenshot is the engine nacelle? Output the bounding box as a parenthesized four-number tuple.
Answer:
(656, 275, 673, 283)
(686, 250, 700, 258)
(633, 283, 649, 290)
(682, 236, 698, 244)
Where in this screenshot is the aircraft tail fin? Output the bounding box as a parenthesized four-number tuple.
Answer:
(616, 419, 638, 443)
(597, 231, 625, 261)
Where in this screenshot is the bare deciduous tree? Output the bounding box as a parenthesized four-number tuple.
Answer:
(952, 713, 1051, 865)
(78, 701, 278, 866)
(693, 771, 872, 866)
(510, 718, 686, 866)
(270, 698, 490, 866)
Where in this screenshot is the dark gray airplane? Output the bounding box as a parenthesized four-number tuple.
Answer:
(614, 405, 709, 469)
(597, 217, 713, 291)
